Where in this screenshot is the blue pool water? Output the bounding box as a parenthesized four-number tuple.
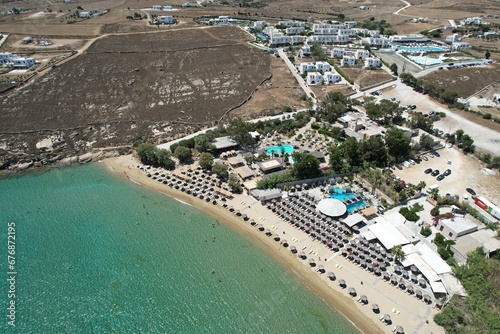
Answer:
(408, 56, 443, 66)
(397, 45, 445, 52)
(332, 187, 343, 194)
(330, 193, 356, 201)
(347, 200, 367, 213)
(256, 34, 267, 41)
(266, 145, 294, 155)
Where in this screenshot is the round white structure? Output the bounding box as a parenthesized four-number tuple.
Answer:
(316, 198, 347, 217)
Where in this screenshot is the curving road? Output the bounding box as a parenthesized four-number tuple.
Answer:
(394, 0, 412, 16)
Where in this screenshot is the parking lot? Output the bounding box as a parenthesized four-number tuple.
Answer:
(391, 146, 500, 205)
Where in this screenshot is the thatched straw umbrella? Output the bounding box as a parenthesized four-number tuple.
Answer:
(348, 287, 357, 296)
(327, 272, 336, 281)
(395, 325, 404, 334)
(339, 279, 346, 288)
(372, 303, 379, 312)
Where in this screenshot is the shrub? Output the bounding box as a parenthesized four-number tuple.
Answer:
(430, 206, 440, 216)
(420, 226, 432, 237)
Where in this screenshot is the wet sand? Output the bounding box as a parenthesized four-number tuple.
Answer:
(103, 155, 444, 334)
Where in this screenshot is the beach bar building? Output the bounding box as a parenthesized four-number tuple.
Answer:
(212, 136, 238, 154)
(258, 158, 285, 174)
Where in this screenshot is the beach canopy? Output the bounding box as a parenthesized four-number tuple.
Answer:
(372, 303, 379, 310)
(383, 314, 391, 322)
(395, 325, 404, 334)
(359, 295, 368, 304)
(339, 279, 346, 286)
(348, 287, 356, 296)
(316, 198, 347, 217)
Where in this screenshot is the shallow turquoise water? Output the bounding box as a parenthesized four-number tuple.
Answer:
(330, 193, 356, 201)
(347, 200, 367, 213)
(0, 164, 359, 333)
(398, 46, 445, 52)
(266, 144, 294, 155)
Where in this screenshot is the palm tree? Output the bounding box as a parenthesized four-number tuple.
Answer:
(417, 181, 426, 192)
(391, 244, 405, 262)
(429, 187, 439, 200)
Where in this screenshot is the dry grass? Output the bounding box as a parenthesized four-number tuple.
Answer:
(342, 68, 394, 90)
(422, 65, 500, 98)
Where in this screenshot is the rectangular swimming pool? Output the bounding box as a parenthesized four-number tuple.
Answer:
(266, 145, 294, 155)
(347, 200, 366, 213)
(330, 193, 356, 201)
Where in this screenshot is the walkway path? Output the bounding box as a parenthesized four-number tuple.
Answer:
(394, 0, 412, 15)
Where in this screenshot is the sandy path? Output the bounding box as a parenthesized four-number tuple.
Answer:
(103, 154, 445, 334)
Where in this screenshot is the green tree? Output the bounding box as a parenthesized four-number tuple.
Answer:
(390, 63, 398, 76)
(226, 117, 253, 148)
(194, 134, 215, 153)
(391, 244, 405, 262)
(461, 134, 475, 153)
(365, 100, 383, 121)
(455, 129, 465, 142)
(174, 146, 192, 163)
(429, 188, 439, 200)
(440, 90, 458, 104)
(291, 152, 322, 179)
(379, 99, 401, 124)
(135, 143, 175, 169)
(228, 174, 242, 193)
(343, 137, 362, 168)
(431, 206, 440, 216)
(385, 127, 411, 163)
(419, 133, 435, 150)
(198, 152, 214, 170)
(360, 137, 388, 167)
(317, 91, 351, 123)
(212, 162, 228, 180)
(485, 50, 491, 59)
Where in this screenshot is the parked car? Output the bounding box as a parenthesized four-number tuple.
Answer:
(443, 169, 452, 176)
(437, 175, 445, 181)
(424, 168, 433, 174)
(466, 188, 476, 196)
(432, 151, 441, 157)
(408, 159, 415, 165)
(431, 170, 440, 176)
(420, 155, 428, 161)
(396, 164, 403, 170)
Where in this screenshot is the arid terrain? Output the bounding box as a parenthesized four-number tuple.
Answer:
(0, 26, 272, 167)
(342, 68, 394, 90)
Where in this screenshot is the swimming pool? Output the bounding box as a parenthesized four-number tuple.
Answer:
(397, 46, 445, 52)
(330, 193, 356, 201)
(266, 145, 294, 155)
(407, 56, 443, 66)
(347, 200, 366, 213)
(256, 33, 267, 42)
(332, 187, 343, 194)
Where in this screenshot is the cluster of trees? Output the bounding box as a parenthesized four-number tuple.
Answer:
(400, 73, 460, 106)
(360, 18, 397, 35)
(399, 204, 422, 222)
(316, 91, 354, 123)
(434, 248, 500, 333)
(364, 98, 403, 125)
(310, 42, 328, 61)
(434, 233, 455, 262)
(126, 12, 147, 20)
(135, 143, 175, 170)
(448, 129, 475, 153)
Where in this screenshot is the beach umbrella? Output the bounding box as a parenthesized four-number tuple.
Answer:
(410, 265, 418, 274)
(395, 325, 404, 334)
(318, 265, 325, 273)
(339, 279, 346, 287)
(265, 229, 272, 236)
(375, 268, 382, 276)
(309, 259, 316, 267)
(290, 246, 297, 254)
(372, 303, 379, 312)
(435, 300, 443, 309)
(327, 272, 336, 281)
(250, 219, 256, 226)
(282, 240, 288, 247)
(390, 276, 398, 285)
(418, 278, 427, 288)
(299, 251, 306, 259)
(348, 287, 356, 296)
(258, 224, 264, 231)
(383, 314, 391, 323)
(359, 295, 368, 304)
(423, 294, 432, 304)
(242, 214, 248, 221)
(273, 234, 280, 242)
(399, 281, 406, 290)
(402, 270, 409, 279)
(407, 285, 414, 294)
(415, 289, 423, 299)
(411, 274, 417, 283)
(383, 272, 390, 280)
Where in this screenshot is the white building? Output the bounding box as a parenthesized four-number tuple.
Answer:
(315, 61, 331, 72)
(324, 71, 341, 84)
(286, 26, 305, 35)
(361, 37, 391, 47)
(79, 11, 91, 18)
(152, 5, 163, 10)
(364, 57, 381, 68)
(461, 17, 482, 25)
(341, 56, 356, 66)
(182, 2, 197, 8)
(307, 35, 350, 44)
(157, 16, 174, 24)
(298, 62, 316, 74)
(445, 34, 460, 43)
(306, 72, 323, 85)
(312, 24, 343, 35)
(331, 48, 345, 58)
(344, 21, 357, 29)
(0, 52, 36, 69)
(253, 21, 267, 30)
(390, 34, 430, 43)
(436, 217, 478, 240)
(355, 49, 370, 60)
(452, 42, 471, 50)
(278, 20, 306, 27)
(269, 32, 302, 46)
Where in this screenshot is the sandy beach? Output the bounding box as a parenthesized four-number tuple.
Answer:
(104, 154, 445, 334)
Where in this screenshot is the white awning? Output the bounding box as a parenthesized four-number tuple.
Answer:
(342, 213, 366, 227)
(429, 281, 447, 294)
(368, 217, 410, 250)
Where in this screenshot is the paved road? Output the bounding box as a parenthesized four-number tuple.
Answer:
(414, 59, 492, 78)
(277, 48, 318, 109)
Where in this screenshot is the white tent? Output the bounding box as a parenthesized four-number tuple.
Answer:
(368, 217, 410, 250)
(342, 213, 366, 227)
(429, 281, 447, 294)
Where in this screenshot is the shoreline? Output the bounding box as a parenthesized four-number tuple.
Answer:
(103, 154, 444, 334)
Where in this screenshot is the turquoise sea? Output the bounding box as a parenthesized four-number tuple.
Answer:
(0, 164, 359, 333)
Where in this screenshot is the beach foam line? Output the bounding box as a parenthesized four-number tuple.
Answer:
(174, 198, 193, 207)
(130, 179, 141, 185)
